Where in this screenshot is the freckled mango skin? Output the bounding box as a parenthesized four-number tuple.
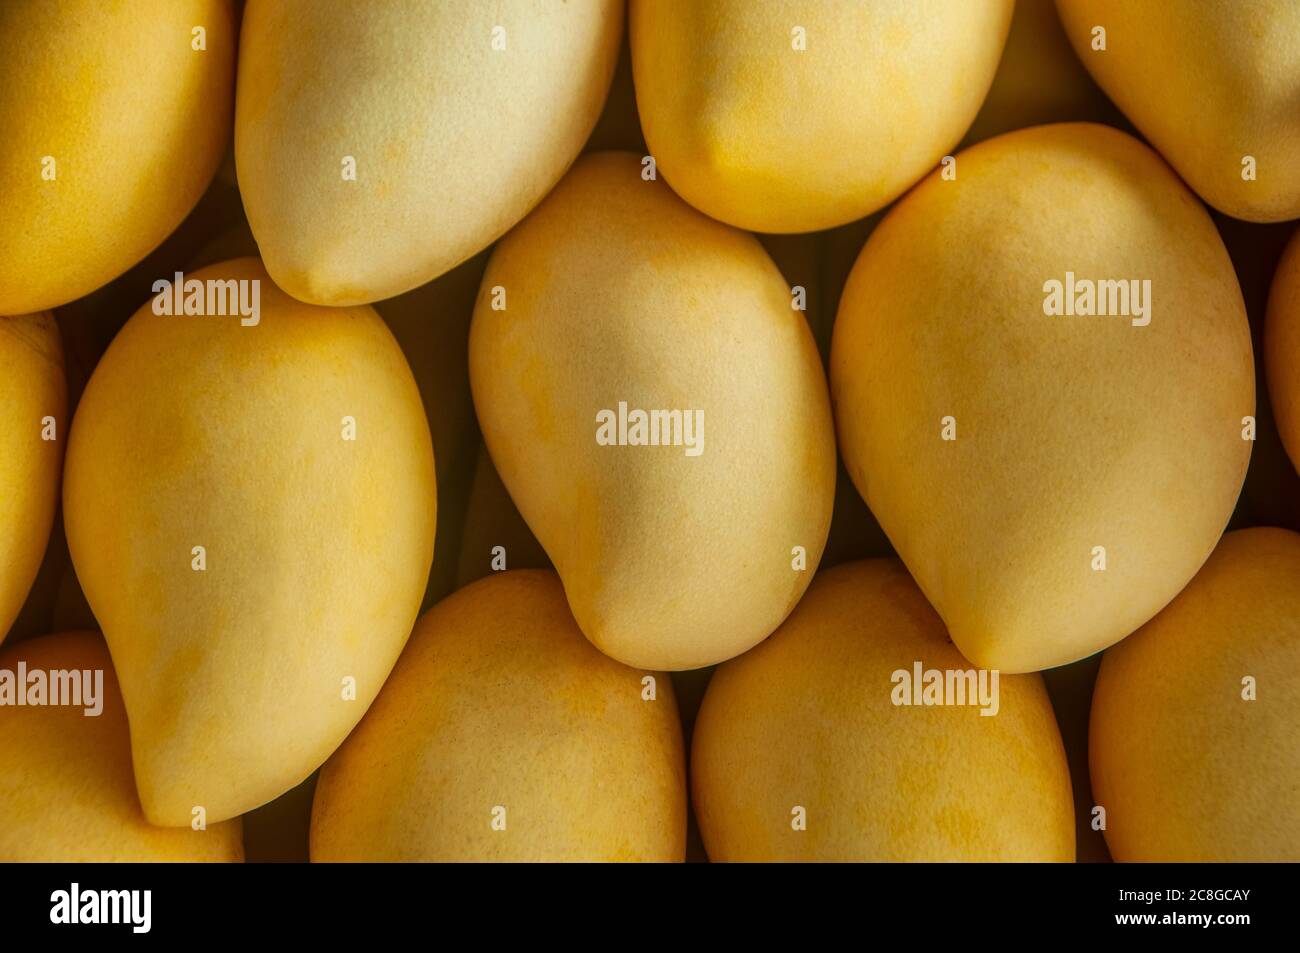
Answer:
(0, 314, 66, 644)
(0, 632, 243, 862)
(469, 152, 836, 672)
(629, 0, 1013, 233)
(831, 123, 1254, 674)
(693, 560, 1074, 862)
(235, 0, 622, 306)
(0, 0, 236, 314)
(1091, 528, 1300, 861)
(1057, 0, 1300, 222)
(311, 571, 686, 862)
(62, 258, 436, 826)
(1266, 229, 1300, 476)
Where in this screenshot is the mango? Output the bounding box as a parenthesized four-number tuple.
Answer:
(1057, 0, 1300, 222)
(235, 0, 622, 305)
(831, 123, 1253, 673)
(469, 152, 835, 671)
(311, 571, 686, 862)
(1266, 228, 1300, 476)
(692, 560, 1074, 861)
(0, 313, 66, 643)
(0, 0, 236, 314)
(1090, 527, 1300, 861)
(0, 632, 242, 861)
(63, 257, 436, 825)
(629, 0, 1013, 233)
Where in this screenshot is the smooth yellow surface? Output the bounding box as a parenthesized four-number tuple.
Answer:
(63, 258, 436, 825)
(470, 152, 836, 671)
(693, 560, 1074, 862)
(0, 313, 66, 643)
(1266, 228, 1300, 475)
(311, 571, 686, 862)
(1091, 528, 1300, 861)
(630, 0, 1013, 232)
(1057, 0, 1300, 222)
(0, 0, 235, 314)
(832, 123, 1253, 673)
(236, 0, 622, 305)
(0, 632, 243, 861)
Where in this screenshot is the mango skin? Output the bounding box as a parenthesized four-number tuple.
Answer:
(630, 0, 1013, 233)
(0, 632, 243, 861)
(693, 560, 1074, 862)
(1266, 229, 1300, 476)
(235, 0, 622, 306)
(469, 152, 836, 671)
(1090, 528, 1300, 861)
(0, 0, 236, 314)
(311, 571, 686, 862)
(0, 314, 66, 643)
(63, 257, 436, 826)
(831, 123, 1254, 673)
(1057, 0, 1300, 222)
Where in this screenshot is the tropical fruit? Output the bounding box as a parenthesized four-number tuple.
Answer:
(63, 257, 436, 825)
(1057, 0, 1300, 222)
(311, 571, 686, 862)
(235, 0, 622, 305)
(0, 313, 67, 643)
(1090, 527, 1300, 861)
(454, 443, 550, 589)
(0, 632, 243, 861)
(693, 560, 1075, 861)
(0, 0, 236, 314)
(1266, 228, 1300, 476)
(831, 123, 1254, 673)
(469, 151, 836, 671)
(630, 0, 1013, 232)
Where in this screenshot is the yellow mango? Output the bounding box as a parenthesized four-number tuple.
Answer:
(235, 0, 622, 306)
(832, 123, 1253, 673)
(469, 152, 835, 671)
(311, 571, 686, 862)
(693, 560, 1074, 861)
(0, 632, 242, 861)
(0, 313, 66, 643)
(1090, 527, 1300, 861)
(629, 0, 1013, 233)
(0, 0, 236, 314)
(63, 258, 436, 825)
(1057, 0, 1300, 222)
(1266, 228, 1300, 475)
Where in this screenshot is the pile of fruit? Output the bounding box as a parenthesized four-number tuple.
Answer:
(1, 1, 1297, 863)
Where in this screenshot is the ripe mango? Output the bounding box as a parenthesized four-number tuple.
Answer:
(0, 632, 242, 861)
(831, 123, 1253, 673)
(1266, 228, 1300, 476)
(0, 0, 236, 314)
(630, 0, 1013, 232)
(0, 313, 66, 643)
(469, 152, 835, 671)
(235, 0, 622, 305)
(63, 258, 436, 825)
(1090, 527, 1300, 861)
(311, 571, 686, 862)
(1057, 0, 1300, 222)
(693, 560, 1074, 861)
